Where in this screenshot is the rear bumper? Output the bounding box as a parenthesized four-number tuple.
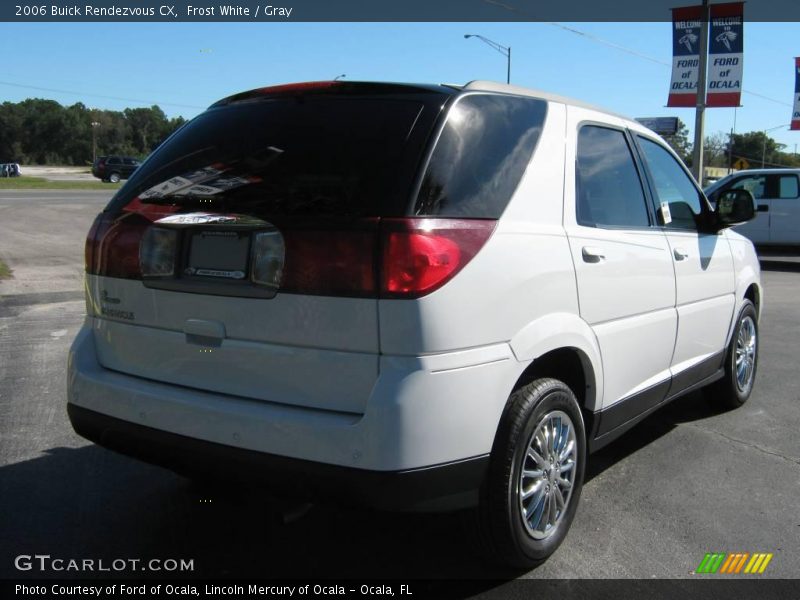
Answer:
(68, 320, 522, 510)
(68, 403, 488, 511)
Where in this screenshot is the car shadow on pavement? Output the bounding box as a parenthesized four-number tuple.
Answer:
(0, 444, 514, 583)
(2, 392, 727, 583)
(585, 390, 726, 483)
(759, 259, 800, 273)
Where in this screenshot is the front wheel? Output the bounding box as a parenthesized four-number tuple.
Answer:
(705, 299, 758, 409)
(474, 378, 586, 569)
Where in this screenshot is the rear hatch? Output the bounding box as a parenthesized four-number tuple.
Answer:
(85, 82, 452, 414)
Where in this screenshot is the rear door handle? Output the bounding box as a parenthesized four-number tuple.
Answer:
(757, 204, 769, 212)
(673, 248, 689, 261)
(581, 246, 605, 263)
(184, 319, 226, 347)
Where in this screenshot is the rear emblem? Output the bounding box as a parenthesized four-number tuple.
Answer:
(100, 290, 121, 304)
(155, 213, 238, 226)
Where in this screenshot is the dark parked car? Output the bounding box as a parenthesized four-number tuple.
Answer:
(1, 162, 21, 177)
(92, 156, 141, 183)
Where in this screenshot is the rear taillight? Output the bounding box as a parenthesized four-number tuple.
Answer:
(85, 211, 496, 299)
(139, 227, 177, 278)
(250, 229, 286, 291)
(379, 219, 496, 298)
(85, 212, 149, 279)
(280, 223, 378, 297)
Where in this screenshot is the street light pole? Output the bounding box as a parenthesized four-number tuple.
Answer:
(464, 34, 511, 84)
(91, 121, 100, 163)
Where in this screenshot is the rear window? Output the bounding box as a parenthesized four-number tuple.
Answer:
(413, 94, 547, 218)
(107, 94, 447, 218)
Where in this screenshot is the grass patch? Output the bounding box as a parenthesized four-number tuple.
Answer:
(0, 176, 121, 190)
(0, 259, 12, 280)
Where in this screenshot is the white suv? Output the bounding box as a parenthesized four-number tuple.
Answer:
(67, 80, 762, 567)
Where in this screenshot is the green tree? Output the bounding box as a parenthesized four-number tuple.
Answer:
(662, 118, 692, 164)
(729, 131, 785, 169)
(0, 98, 186, 165)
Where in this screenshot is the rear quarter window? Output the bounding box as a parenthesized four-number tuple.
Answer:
(413, 94, 547, 218)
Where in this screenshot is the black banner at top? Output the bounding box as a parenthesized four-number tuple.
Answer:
(2, 0, 800, 22)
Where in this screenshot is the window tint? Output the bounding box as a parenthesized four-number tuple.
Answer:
(638, 137, 704, 230)
(778, 175, 799, 199)
(107, 157, 121, 165)
(123, 158, 138, 166)
(576, 126, 649, 228)
(108, 94, 445, 218)
(731, 175, 766, 200)
(414, 94, 547, 218)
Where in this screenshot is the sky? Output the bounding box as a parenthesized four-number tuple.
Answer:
(0, 21, 798, 152)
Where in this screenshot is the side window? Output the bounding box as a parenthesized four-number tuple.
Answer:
(414, 94, 547, 218)
(107, 157, 121, 165)
(576, 126, 650, 228)
(731, 175, 766, 200)
(637, 137, 704, 231)
(777, 175, 799, 199)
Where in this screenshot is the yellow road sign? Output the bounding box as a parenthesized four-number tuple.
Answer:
(733, 157, 750, 170)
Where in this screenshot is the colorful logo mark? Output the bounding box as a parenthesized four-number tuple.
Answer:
(696, 552, 773, 574)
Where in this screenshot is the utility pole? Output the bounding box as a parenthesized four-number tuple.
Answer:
(690, 0, 710, 184)
(727, 108, 737, 175)
(760, 124, 790, 168)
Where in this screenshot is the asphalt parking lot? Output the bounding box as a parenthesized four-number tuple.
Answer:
(0, 190, 798, 583)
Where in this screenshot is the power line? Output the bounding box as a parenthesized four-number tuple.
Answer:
(741, 89, 792, 107)
(547, 22, 669, 66)
(0, 80, 205, 110)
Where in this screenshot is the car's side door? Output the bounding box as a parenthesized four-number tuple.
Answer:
(105, 157, 122, 177)
(768, 172, 800, 244)
(122, 158, 138, 178)
(564, 110, 677, 434)
(634, 135, 735, 393)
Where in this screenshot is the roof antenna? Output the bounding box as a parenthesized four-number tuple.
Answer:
(333, 74, 346, 81)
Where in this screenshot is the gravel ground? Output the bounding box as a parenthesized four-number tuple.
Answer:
(18, 165, 96, 182)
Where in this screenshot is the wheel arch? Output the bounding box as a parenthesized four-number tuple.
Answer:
(509, 312, 603, 414)
(744, 282, 761, 319)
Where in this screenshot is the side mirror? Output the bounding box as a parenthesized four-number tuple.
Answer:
(714, 189, 755, 228)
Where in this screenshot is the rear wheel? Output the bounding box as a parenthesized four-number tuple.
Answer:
(705, 299, 758, 409)
(474, 378, 586, 568)
(108, 172, 121, 183)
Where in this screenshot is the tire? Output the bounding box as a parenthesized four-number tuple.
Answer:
(474, 378, 586, 569)
(705, 299, 758, 409)
(108, 172, 121, 183)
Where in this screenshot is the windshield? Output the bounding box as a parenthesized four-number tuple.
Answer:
(703, 174, 735, 195)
